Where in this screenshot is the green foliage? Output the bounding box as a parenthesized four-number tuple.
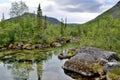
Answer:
(67, 51, 74, 57)
(78, 15, 120, 53)
(108, 68, 120, 79)
(0, 12, 77, 47)
(3, 2, 120, 56)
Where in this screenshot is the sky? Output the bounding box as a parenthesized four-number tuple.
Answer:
(0, 0, 119, 24)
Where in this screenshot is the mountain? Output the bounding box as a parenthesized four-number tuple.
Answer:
(85, 1, 120, 24)
(6, 13, 78, 25)
(77, 1, 120, 55)
(7, 13, 61, 24)
(97, 1, 120, 18)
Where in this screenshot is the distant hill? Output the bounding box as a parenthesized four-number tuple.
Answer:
(7, 13, 61, 24)
(6, 13, 78, 26)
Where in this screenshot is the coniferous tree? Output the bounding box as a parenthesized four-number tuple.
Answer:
(44, 15, 47, 29)
(37, 4, 42, 30)
(61, 18, 64, 37)
(1, 13, 5, 21)
(0, 13, 5, 28)
(34, 4, 43, 43)
(65, 18, 67, 28)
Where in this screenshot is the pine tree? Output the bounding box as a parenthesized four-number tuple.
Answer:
(65, 18, 67, 28)
(1, 13, 5, 21)
(61, 18, 64, 37)
(44, 15, 47, 29)
(34, 4, 43, 43)
(37, 4, 42, 30)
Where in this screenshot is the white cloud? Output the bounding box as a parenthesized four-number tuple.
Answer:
(0, 0, 119, 23)
(100, 5, 113, 12)
(96, 0, 119, 4)
(44, 10, 99, 24)
(0, 2, 11, 19)
(96, 0, 106, 4)
(9, 0, 55, 8)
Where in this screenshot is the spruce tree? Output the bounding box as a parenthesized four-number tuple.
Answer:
(35, 4, 43, 43)
(1, 13, 5, 21)
(37, 4, 42, 30)
(61, 18, 64, 37)
(44, 15, 47, 29)
(65, 18, 67, 28)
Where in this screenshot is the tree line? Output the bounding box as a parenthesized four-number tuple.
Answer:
(0, 1, 78, 47)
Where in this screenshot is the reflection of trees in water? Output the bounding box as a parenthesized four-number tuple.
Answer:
(37, 62, 43, 80)
(4, 61, 43, 80)
(0, 51, 54, 80)
(42, 51, 53, 63)
(36, 51, 55, 80)
(11, 62, 33, 80)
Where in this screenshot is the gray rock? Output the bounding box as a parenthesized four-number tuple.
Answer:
(76, 47, 118, 61)
(104, 62, 120, 72)
(63, 47, 120, 77)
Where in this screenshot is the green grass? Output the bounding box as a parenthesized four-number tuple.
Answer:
(108, 68, 120, 79)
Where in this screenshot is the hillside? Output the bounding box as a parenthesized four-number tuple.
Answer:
(85, 1, 120, 24)
(77, 2, 120, 78)
(98, 1, 120, 18)
(6, 13, 78, 26)
(6, 13, 61, 24)
(77, 1, 120, 55)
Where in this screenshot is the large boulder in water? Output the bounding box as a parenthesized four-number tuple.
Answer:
(63, 47, 120, 78)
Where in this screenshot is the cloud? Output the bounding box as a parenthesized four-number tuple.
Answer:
(96, 0, 119, 4)
(0, 0, 119, 23)
(48, 0, 103, 13)
(62, 3, 101, 13)
(44, 10, 100, 24)
(0, 2, 10, 19)
(48, 0, 119, 13)
(100, 5, 113, 12)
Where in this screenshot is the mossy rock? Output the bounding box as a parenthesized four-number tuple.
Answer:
(67, 51, 75, 57)
(107, 68, 120, 80)
(58, 48, 78, 59)
(23, 44, 31, 49)
(63, 47, 120, 78)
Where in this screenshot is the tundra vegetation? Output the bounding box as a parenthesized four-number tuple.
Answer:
(0, 1, 120, 79)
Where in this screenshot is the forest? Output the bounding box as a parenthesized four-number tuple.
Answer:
(0, 1, 120, 55)
(0, 2, 78, 49)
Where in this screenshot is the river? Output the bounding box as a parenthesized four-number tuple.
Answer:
(0, 48, 77, 80)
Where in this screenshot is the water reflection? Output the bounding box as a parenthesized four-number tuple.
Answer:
(0, 50, 74, 80)
(2, 61, 43, 80)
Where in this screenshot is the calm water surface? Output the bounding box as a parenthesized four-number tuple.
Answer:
(0, 50, 75, 80)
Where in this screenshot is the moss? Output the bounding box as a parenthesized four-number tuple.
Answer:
(93, 62, 104, 74)
(67, 51, 74, 57)
(0, 50, 48, 62)
(107, 68, 120, 79)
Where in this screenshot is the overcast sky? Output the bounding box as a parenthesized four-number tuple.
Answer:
(0, 0, 119, 23)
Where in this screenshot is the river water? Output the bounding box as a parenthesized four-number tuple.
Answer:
(0, 50, 76, 80)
